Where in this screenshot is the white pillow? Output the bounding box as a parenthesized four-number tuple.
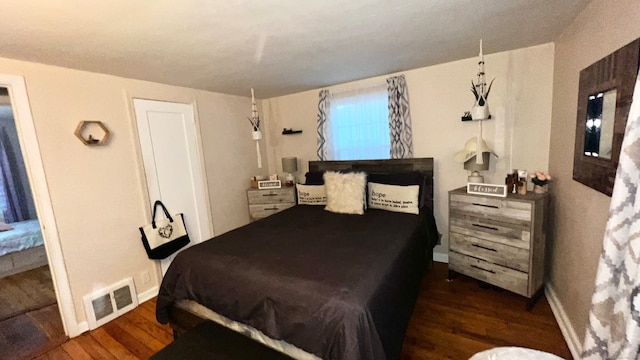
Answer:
(296, 184, 327, 205)
(323, 171, 366, 215)
(368, 182, 420, 215)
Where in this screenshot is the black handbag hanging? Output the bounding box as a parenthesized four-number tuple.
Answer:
(139, 200, 190, 259)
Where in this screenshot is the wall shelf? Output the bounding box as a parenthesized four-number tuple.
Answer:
(282, 128, 303, 135)
(461, 114, 492, 122)
(75, 121, 111, 145)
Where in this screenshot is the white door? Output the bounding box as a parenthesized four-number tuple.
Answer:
(134, 99, 212, 274)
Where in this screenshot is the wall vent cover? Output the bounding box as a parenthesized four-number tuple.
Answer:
(83, 277, 138, 329)
(91, 294, 114, 321)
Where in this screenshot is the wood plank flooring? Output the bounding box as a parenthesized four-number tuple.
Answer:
(0, 266, 57, 322)
(0, 265, 67, 360)
(13, 262, 571, 359)
(400, 262, 571, 359)
(0, 304, 68, 360)
(29, 300, 172, 360)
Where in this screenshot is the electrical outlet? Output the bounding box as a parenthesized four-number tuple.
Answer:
(141, 270, 151, 284)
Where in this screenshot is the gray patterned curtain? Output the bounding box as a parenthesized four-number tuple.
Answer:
(317, 89, 330, 161)
(0, 127, 30, 223)
(581, 72, 640, 359)
(387, 75, 413, 159)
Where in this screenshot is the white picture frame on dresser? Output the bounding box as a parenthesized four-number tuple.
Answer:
(258, 180, 282, 189)
(467, 183, 508, 197)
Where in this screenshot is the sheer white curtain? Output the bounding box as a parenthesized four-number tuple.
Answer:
(327, 84, 389, 160)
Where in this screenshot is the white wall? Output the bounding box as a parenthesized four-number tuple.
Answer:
(262, 43, 555, 257)
(0, 57, 264, 330)
(198, 93, 268, 235)
(548, 0, 640, 353)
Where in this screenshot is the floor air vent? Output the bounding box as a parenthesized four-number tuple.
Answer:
(83, 277, 138, 329)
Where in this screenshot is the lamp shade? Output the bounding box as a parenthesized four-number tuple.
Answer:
(282, 157, 298, 173)
(464, 153, 490, 172)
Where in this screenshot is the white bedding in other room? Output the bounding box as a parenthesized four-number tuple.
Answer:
(0, 220, 44, 257)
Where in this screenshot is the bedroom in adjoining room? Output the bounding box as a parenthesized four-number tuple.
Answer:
(0, 87, 62, 359)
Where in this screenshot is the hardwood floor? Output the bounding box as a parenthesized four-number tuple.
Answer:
(0, 265, 67, 360)
(16, 262, 571, 359)
(0, 266, 57, 322)
(400, 262, 571, 359)
(30, 299, 172, 360)
(0, 304, 68, 360)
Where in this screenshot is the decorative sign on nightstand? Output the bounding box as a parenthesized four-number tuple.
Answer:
(258, 180, 281, 189)
(467, 183, 507, 197)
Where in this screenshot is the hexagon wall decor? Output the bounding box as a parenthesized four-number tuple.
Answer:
(74, 121, 110, 145)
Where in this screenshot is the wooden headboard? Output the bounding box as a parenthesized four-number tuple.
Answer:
(308, 158, 435, 211)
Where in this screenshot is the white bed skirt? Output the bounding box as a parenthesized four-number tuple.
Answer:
(0, 245, 47, 279)
(176, 299, 321, 360)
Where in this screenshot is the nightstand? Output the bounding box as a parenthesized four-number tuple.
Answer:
(247, 187, 296, 221)
(447, 187, 549, 310)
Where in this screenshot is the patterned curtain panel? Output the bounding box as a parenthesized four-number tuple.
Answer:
(0, 127, 31, 223)
(387, 75, 413, 159)
(582, 72, 640, 359)
(317, 89, 330, 161)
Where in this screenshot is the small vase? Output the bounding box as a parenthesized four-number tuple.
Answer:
(471, 104, 490, 120)
(252, 130, 262, 140)
(533, 184, 547, 194)
(517, 181, 527, 195)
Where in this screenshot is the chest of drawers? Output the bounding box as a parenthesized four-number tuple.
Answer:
(448, 187, 549, 308)
(247, 187, 296, 221)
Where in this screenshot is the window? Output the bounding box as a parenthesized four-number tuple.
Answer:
(327, 84, 389, 160)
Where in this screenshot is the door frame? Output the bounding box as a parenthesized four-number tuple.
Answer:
(0, 74, 80, 336)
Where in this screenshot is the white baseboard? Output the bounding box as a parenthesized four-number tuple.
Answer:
(545, 283, 581, 359)
(138, 286, 159, 304)
(433, 252, 449, 263)
(76, 321, 89, 335)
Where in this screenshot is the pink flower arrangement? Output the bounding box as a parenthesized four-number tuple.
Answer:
(530, 171, 552, 186)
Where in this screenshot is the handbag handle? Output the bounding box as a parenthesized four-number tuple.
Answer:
(151, 200, 174, 228)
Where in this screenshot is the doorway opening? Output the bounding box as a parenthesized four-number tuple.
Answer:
(0, 87, 67, 359)
(0, 88, 44, 278)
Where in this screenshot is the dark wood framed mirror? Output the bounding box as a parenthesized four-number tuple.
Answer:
(573, 38, 640, 196)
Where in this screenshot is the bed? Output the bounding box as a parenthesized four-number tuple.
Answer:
(156, 158, 438, 360)
(0, 219, 46, 279)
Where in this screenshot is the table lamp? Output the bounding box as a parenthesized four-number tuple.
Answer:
(464, 152, 490, 183)
(454, 136, 497, 183)
(282, 157, 298, 187)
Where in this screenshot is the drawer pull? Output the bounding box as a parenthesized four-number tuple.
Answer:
(472, 244, 497, 252)
(471, 264, 496, 274)
(264, 207, 279, 211)
(472, 202, 499, 209)
(472, 223, 499, 231)
(262, 193, 278, 197)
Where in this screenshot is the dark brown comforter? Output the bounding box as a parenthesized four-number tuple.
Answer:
(156, 205, 438, 360)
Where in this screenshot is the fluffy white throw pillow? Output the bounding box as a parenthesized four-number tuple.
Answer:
(323, 171, 366, 215)
(368, 182, 420, 215)
(296, 184, 327, 205)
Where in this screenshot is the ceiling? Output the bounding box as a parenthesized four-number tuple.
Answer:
(0, 1, 591, 98)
